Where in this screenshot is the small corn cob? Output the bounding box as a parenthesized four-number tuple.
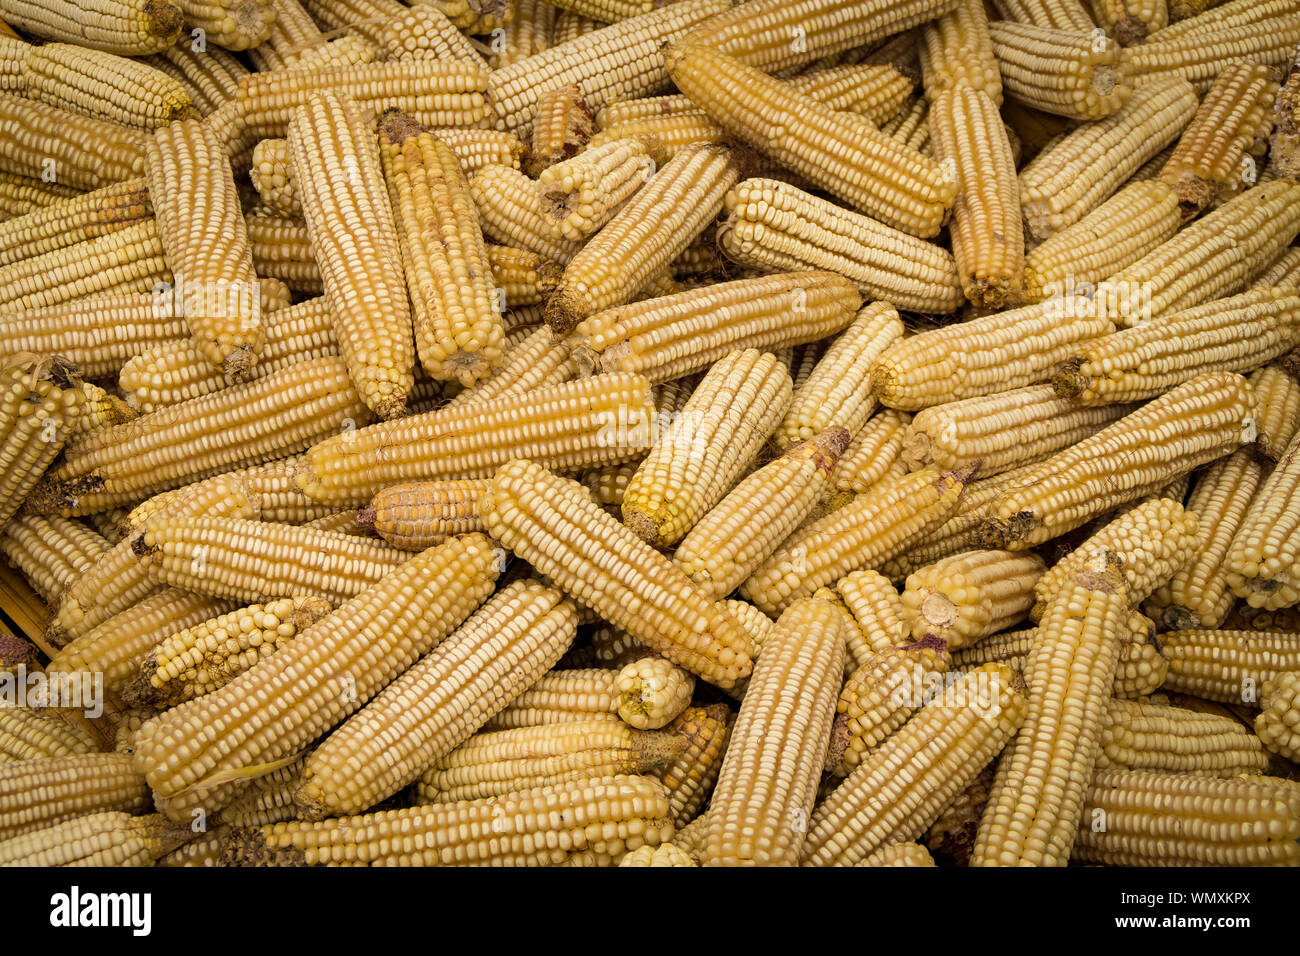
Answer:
(485, 0, 730, 137)
(1255, 672, 1300, 763)
(1074, 770, 1300, 866)
(564, 271, 861, 384)
(833, 569, 910, 668)
(0, 219, 167, 314)
(296, 579, 575, 817)
(1021, 180, 1181, 303)
(0, 171, 77, 217)
(901, 550, 1045, 650)
(381, 5, 487, 66)
(1226, 431, 1300, 609)
(416, 717, 679, 804)
(249, 138, 299, 217)
(703, 598, 844, 866)
(1159, 62, 1279, 215)
(970, 557, 1129, 867)
(133, 534, 500, 822)
(831, 639, 951, 778)
(742, 466, 971, 617)
(979, 372, 1252, 550)
(0, 93, 148, 191)
(125, 596, 333, 708)
(1019, 76, 1199, 238)
(989, 22, 1131, 121)
(27, 355, 367, 517)
(537, 137, 652, 241)
(990, 0, 1095, 31)
(919, 0, 1001, 103)
(0, 360, 83, 530)
(480, 459, 756, 688)
(135, 516, 408, 605)
(1098, 698, 1270, 775)
(360, 479, 488, 551)
(145, 36, 247, 114)
(0, 0, 182, 55)
(1033, 498, 1201, 621)
(146, 118, 262, 380)
(545, 144, 740, 334)
(1097, 181, 1300, 327)
(526, 84, 594, 176)
(1248, 365, 1300, 461)
(295, 372, 654, 506)
(831, 410, 911, 496)
(0, 812, 192, 867)
(0, 752, 150, 841)
(379, 111, 503, 387)
(0, 177, 150, 269)
(871, 299, 1114, 412)
(224, 774, 672, 866)
(803, 663, 1027, 867)
(621, 349, 791, 548)
(481, 668, 622, 731)
(902, 386, 1134, 478)
(290, 91, 412, 419)
(469, 164, 584, 263)
(614, 656, 694, 730)
(22, 43, 196, 130)
(0, 516, 110, 605)
(0, 708, 99, 763)
(667, 44, 955, 239)
(1126, 15, 1300, 93)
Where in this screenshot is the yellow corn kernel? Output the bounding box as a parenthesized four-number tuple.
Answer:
(902, 550, 1046, 650)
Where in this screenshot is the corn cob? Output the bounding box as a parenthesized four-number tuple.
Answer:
(832, 569, 910, 668)
(1021, 180, 1181, 303)
(1160, 629, 1300, 705)
(1254, 672, 1300, 763)
(416, 717, 679, 805)
(871, 300, 1113, 412)
(0, 811, 193, 867)
(0, 171, 77, 217)
(1097, 698, 1270, 775)
(380, 5, 486, 66)
(225, 774, 672, 866)
(249, 138, 299, 217)
(668, 45, 954, 239)
(1074, 770, 1300, 866)
(484, 245, 561, 308)
(173, 0, 274, 49)
(565, 271, 860, 384)
(469, 164, 584, 263)
(970, 557, 1128, 867)
(831, 639, 951, 778)
(0, 360, 83, 530)
(718, 178, 962, 315)
(146, 118, 262, 380)
(1226, 430, 1300, 609)
(295, 372, 653, 506)
(1097, 182, 1300, 327)
(831, 410, 910, 497)
(0, 516, 110, 605)
(548, 7, 597, 43)
(614, 656, 694, 730)
(480, 668, 621, 731)
(1126, 15, 1300, 92)
(43, 588, 234, 697)
(206, 756, 306, 829)
(22, 43, 196, 132)
(145, 36, 247, 114)
(901, 550, 1045, 650)
(979, 372, 1252, 550)
(485, 0, 730, 137)
(1019, 76, 1198, 238)
(742, 466, 971, 617)
(69, 382, 135, 440)
(782, 64, 918, 123)
(0, 93, 148, 191)
(584, 110, 724, 158)
(702, 598, 843, 866)
(1159, 63, 1279, 215)
(124, 596, 333, 709)
(1248, 365, 1300, 462)
(525, 84, 594, 176)
(439, 327, 577, 411)
(918, 0, 1000, 104)
(0, 752, 150, 841)
(244, 212, 319, 293)
(156, 827, 227, 866)
(990, 0, 1095, 31)
(989, 22, 1131, 121)
(651, 703, 730, 828)
(289, 91, 411, 418)
(0, 177, 149, 269)
(0, 0, 182, 55)
(545, 144, 739, 334)
(0, 708, 99, 763)
(359, 479, 487, 551)
(133, 533, 499, 822)
(296, 578, 574, 817)
(481, 459, 756, 687)
(803, 663, 1026, 866)
(621, 349, 790, 547)
(28, 356, 367, 517)
(537, 137, 652, 242)
(486, 0, 551, 68)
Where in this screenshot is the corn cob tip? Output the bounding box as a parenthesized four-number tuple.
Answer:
(355, 507, 377, 531)
(1112, 17, 1150, 47)
(0, 632, 38, 672)
(223, 347, 256, 385)
(218, 827, 308, 867)
(376, 109, 427, 145)
(22, 474, 106, 517)
(623, 510, 663, 548)
(823, 711, 851, 776)
(144, 0, 185, 45)
(544, 286, 597, 337)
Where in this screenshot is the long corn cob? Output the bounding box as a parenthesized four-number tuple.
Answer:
(480, 668, 622, 731)
(1019, 76, 1198, 238)
(1160, 629, 1300, 704)
(290, 91, 412, 418)
(919, 0, 1001, 103)
(0, 515, 110, 605)
(970, 557, 1129, 867)
(1097, 698, 1269, 775)
(703, 598, 844, 866)
(294, 372, 654, 506)
(1225, 431, 1300, 609)
(545, 143, 739, 334)
(802, 663, 1027, 866)
(989, 22, 1131, 121)
(0, 812, 192, 867)
(480, 459, 756, 688)
(0, 707, 99, 763)
(0, 93, 147, 191)
(621, 349, 791, 548)
(0, 0, 183, 55)
(901, 550, 1045, 649)
(22, 43, 197, 130)
(979, 372, 1252, 550)
(0, 752, 150, 840)
(0, 177, 149, 268)
(1126, 14, 1300, 92)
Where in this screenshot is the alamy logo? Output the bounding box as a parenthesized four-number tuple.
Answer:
(49, 887, 151, 936)
(0, 664, 102, 718)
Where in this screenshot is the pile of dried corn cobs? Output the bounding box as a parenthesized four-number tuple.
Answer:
(1, 0, 1300, 867)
